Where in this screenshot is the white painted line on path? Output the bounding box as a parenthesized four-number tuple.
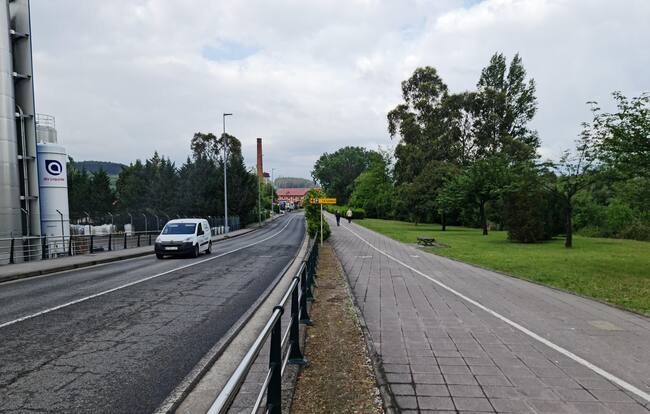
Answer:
(0, 217, 296, 330)
(342, 223, 650, 404)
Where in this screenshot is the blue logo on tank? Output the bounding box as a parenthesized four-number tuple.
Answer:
(45, 160, 63, 176)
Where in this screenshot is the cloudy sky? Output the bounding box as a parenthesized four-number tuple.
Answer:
(30, 0, 650, 179)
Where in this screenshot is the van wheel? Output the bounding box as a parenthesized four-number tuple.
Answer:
(156, 253, 164, 259)
(193, 245, 200, 258)
(206, 242, 212, 254)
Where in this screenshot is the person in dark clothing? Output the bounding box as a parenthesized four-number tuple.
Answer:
(335, 211, 341, 226)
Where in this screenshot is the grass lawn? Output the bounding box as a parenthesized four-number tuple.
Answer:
(356, 219, 650, 316)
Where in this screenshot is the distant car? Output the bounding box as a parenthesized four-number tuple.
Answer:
(155, 218, 212, 259)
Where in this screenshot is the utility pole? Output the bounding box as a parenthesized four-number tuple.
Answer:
(223, 113, 232, 233)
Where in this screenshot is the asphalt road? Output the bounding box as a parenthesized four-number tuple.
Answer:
(0, 213, 305, 414)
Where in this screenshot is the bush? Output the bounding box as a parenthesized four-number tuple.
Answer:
(503, 167, 562, 243)
(617, 222, 650, 241)
(303, 189, 331, 240)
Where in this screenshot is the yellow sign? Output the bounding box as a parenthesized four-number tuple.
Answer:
(310, 197, 337, 205)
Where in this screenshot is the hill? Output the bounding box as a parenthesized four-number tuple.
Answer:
(75, 161, 126, 175)
(275, 177, 316, 189)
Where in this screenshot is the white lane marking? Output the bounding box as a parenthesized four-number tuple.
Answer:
(342, 224, 650, 404)
(0, 217, 296, 330)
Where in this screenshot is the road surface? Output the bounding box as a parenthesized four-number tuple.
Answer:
(0, 213, 304, 413)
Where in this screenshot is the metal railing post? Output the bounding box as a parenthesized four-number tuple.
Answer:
(288, 277, 306, 364)
(267, 308, 283, 414)
(137, 234, 141, 247)
(68, 236, 72, 256)
(9, 238, 15, 264)
(148, 232, 152, 245)
(123, 233, 127, 250)
(299, 266, 312, 325)
(108, 233, 112, 251)
(41, 236, 47, 260)
(90, 235, 94, 253)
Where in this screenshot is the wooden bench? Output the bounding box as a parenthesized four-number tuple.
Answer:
(416, 237, 436, 246)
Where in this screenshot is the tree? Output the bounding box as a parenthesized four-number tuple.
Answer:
(474, 53, 539, 161)
(312, 146, 382, 204)
(388, 67, 454, 183)
(89, 169, 114, 217)
(595, 92, 650, 178)
(549, 120, 598, 248)
(67, 158, 92, 220)
(349, 153, 394, 218)
(449, 156, 509, 235)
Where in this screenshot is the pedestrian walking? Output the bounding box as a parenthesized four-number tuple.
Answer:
(346, 208, 353, 224)
(335, 211, 341, 226)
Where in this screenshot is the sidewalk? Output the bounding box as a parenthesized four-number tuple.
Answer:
(326, 216, 650, 413)
(0, 226, 257, 284)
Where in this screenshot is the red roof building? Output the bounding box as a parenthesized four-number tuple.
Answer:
(276, 188, 314, 206)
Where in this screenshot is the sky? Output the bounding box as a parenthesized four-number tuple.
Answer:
(30, 0, 650, 179)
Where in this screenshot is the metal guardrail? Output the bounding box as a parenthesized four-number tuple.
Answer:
(208, 234, 320, 414)
(0, 220, 244, 266)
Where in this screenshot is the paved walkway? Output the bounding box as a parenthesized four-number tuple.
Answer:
(327, 216, 650, 413)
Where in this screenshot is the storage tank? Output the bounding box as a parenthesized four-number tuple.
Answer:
(37, 142, 70, 254)
(0, 1, 21, 238)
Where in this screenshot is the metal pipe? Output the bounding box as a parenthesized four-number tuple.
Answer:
(55, 209, 64, 253)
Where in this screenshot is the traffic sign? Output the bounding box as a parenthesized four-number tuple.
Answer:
(310, 197, 336, 205)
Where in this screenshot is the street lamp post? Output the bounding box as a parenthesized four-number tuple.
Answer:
(222, 112, 233, 233)
(128, 213, 133, 234)
(107, 212, 114, 226)
(154, 214, 160, 231)
(56, 209, 65, 253)
(142, 213, 148, 234)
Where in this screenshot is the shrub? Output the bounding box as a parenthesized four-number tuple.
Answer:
(303, 189, 331, 240)
(617, 222, 650, 241)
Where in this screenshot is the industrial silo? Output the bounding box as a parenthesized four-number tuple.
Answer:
(36, 115, 69, 255)
(0, 1, 21, 238)
(0, 0, 42, 261)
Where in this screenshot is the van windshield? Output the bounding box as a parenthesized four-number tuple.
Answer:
(162, 223, 196, 235)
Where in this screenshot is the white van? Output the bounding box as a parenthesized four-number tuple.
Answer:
(154, 218, 212, 259)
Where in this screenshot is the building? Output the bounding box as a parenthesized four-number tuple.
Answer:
(276, 188, 314, 206)
(0, 0, 41, 240)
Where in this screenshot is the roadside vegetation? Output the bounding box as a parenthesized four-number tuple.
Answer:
(358, 218, 650, 316)
(311, 52, 650, 247)
(66, 132, 276, 228)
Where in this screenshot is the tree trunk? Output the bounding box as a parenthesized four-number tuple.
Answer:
(441, 212, 446, 231)
(565, 204, 573, 248)
(480, 201, 488, 235)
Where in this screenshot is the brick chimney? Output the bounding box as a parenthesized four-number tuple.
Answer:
(256, 138, 264, 178)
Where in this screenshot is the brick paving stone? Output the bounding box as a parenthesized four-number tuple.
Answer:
(418, 396, 455, 410)
(415, 384, 450, 397)
(448, 385, 485, 398)
(391, 383, 416, 395)
(412, 372, 446, 384)
(327, 218, 650, 414)
(489, 398, 535, 413)
(452, 397, 495, 412)
(395, 395, 418, 410)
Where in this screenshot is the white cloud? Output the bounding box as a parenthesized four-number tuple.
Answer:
(30, 0, 650, 178)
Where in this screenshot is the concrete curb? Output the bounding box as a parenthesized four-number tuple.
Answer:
(330, 241, 397, 414)
(164, 218, 309, 414)
(0, 225, 263, 285)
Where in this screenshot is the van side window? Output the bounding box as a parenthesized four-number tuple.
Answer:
(197, 223, 204, 235)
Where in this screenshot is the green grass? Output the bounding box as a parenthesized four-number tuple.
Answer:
(357, 219, 650, 316)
